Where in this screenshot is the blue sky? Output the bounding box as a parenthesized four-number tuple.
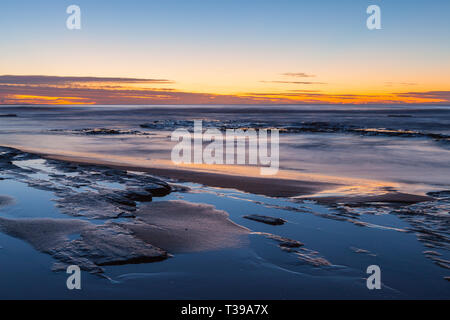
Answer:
(0, 0, 449, 104)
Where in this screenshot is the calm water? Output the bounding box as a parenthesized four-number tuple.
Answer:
(1, 105, 449, 188)
(0, 105, 449, 299)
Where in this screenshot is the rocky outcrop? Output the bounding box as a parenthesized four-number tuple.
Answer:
(0, 217, 168, 273)
(243, 214, 286, 225)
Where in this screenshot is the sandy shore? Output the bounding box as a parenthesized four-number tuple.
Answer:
(301, 192, 434, 205)
(45, 154, 435, 204)
(3, 146, 435, 203)
(36, 154, 339, 198)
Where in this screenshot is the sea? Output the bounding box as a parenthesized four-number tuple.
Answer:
(0, 104, 449, 299)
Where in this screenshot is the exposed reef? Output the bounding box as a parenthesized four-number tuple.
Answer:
(243, 214, 286, 225)
(257, 232, 332, 267)
(48, 128, 153, 135)
(0, 147, 252, 274)
(0, 217, 168, 273)
(0, 199, 250, 273)
(261, 233, 304, 248)
(1, 145, 448, 277)
(303, 192, 434, 205)
(140, 120, 450, 142)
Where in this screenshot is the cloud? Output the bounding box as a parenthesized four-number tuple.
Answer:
(394, 91, 450, 102)
(260, 80, 327, 85)
(0, 75, 448, 105)
(0, 75, 174, 85)
(281, 72, 315, 78)
(288, 89, 322, 93)
(384, 82, 418, 87)
(239, 90, 450, 105)
(0, 83, 259, 105)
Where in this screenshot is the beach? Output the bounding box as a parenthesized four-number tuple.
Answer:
(0, 105, 449, 299)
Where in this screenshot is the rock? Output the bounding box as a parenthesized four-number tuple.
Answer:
(0, 200, 250, 274)
(58, 223, 168, 268)
(431, 257, 450, 270)
(115, 211, 136, 219)
(243, 214, 286, 226)
(295, 251, 332, 267)
(423, 250, 441, 256)
(0, 148, 254, 276)
(121, 200, 250, 253)
(0, 147, 173, 219)
(351, 247, 370, 254)
(144, 183, 172, 197)
(426, 190, 450, 199)
(49, 128, 151, 136)
(350, 246, 376, 256)
(105, 193, 136, 207)
(258, 231, 331, 267)
(123, 189, 153, 202)
(260, 232, 303, 248)
(56, 192, 136, 219)
(0, 217, 168, 274)
(0, 147, 40, 172)
(170, 184, 191, 193)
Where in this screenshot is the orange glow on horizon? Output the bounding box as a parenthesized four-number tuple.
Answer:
(2, 91, 446, 105)
(1, 78, 448, 105)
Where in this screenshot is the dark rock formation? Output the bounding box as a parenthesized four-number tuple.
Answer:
(260, 233, 303, 248)
(243, 214, 286, 225)
(0, 217, 168, 274)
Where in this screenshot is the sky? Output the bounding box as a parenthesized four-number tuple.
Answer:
(0, 0, 449, 105)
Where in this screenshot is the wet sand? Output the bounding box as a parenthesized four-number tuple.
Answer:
(123, 200, 250, 253)
(35, 153, 339, 198)
(2, 145, 433, 203)
(302, 192, 434, 205)
(0, 144, 449, 298)
(0, 200, 249, 273)
(41, 154, 435, 204)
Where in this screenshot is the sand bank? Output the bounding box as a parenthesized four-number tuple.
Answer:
(2, 146, 435, 203)
(27, 152, 339, 198)
(0, 200, 250, 273)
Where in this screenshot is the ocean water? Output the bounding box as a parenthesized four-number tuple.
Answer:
(0, 105, 449, 299)
(1, 105, 449, 188)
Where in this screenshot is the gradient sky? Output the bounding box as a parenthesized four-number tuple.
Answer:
(0, 0, 449, 105)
